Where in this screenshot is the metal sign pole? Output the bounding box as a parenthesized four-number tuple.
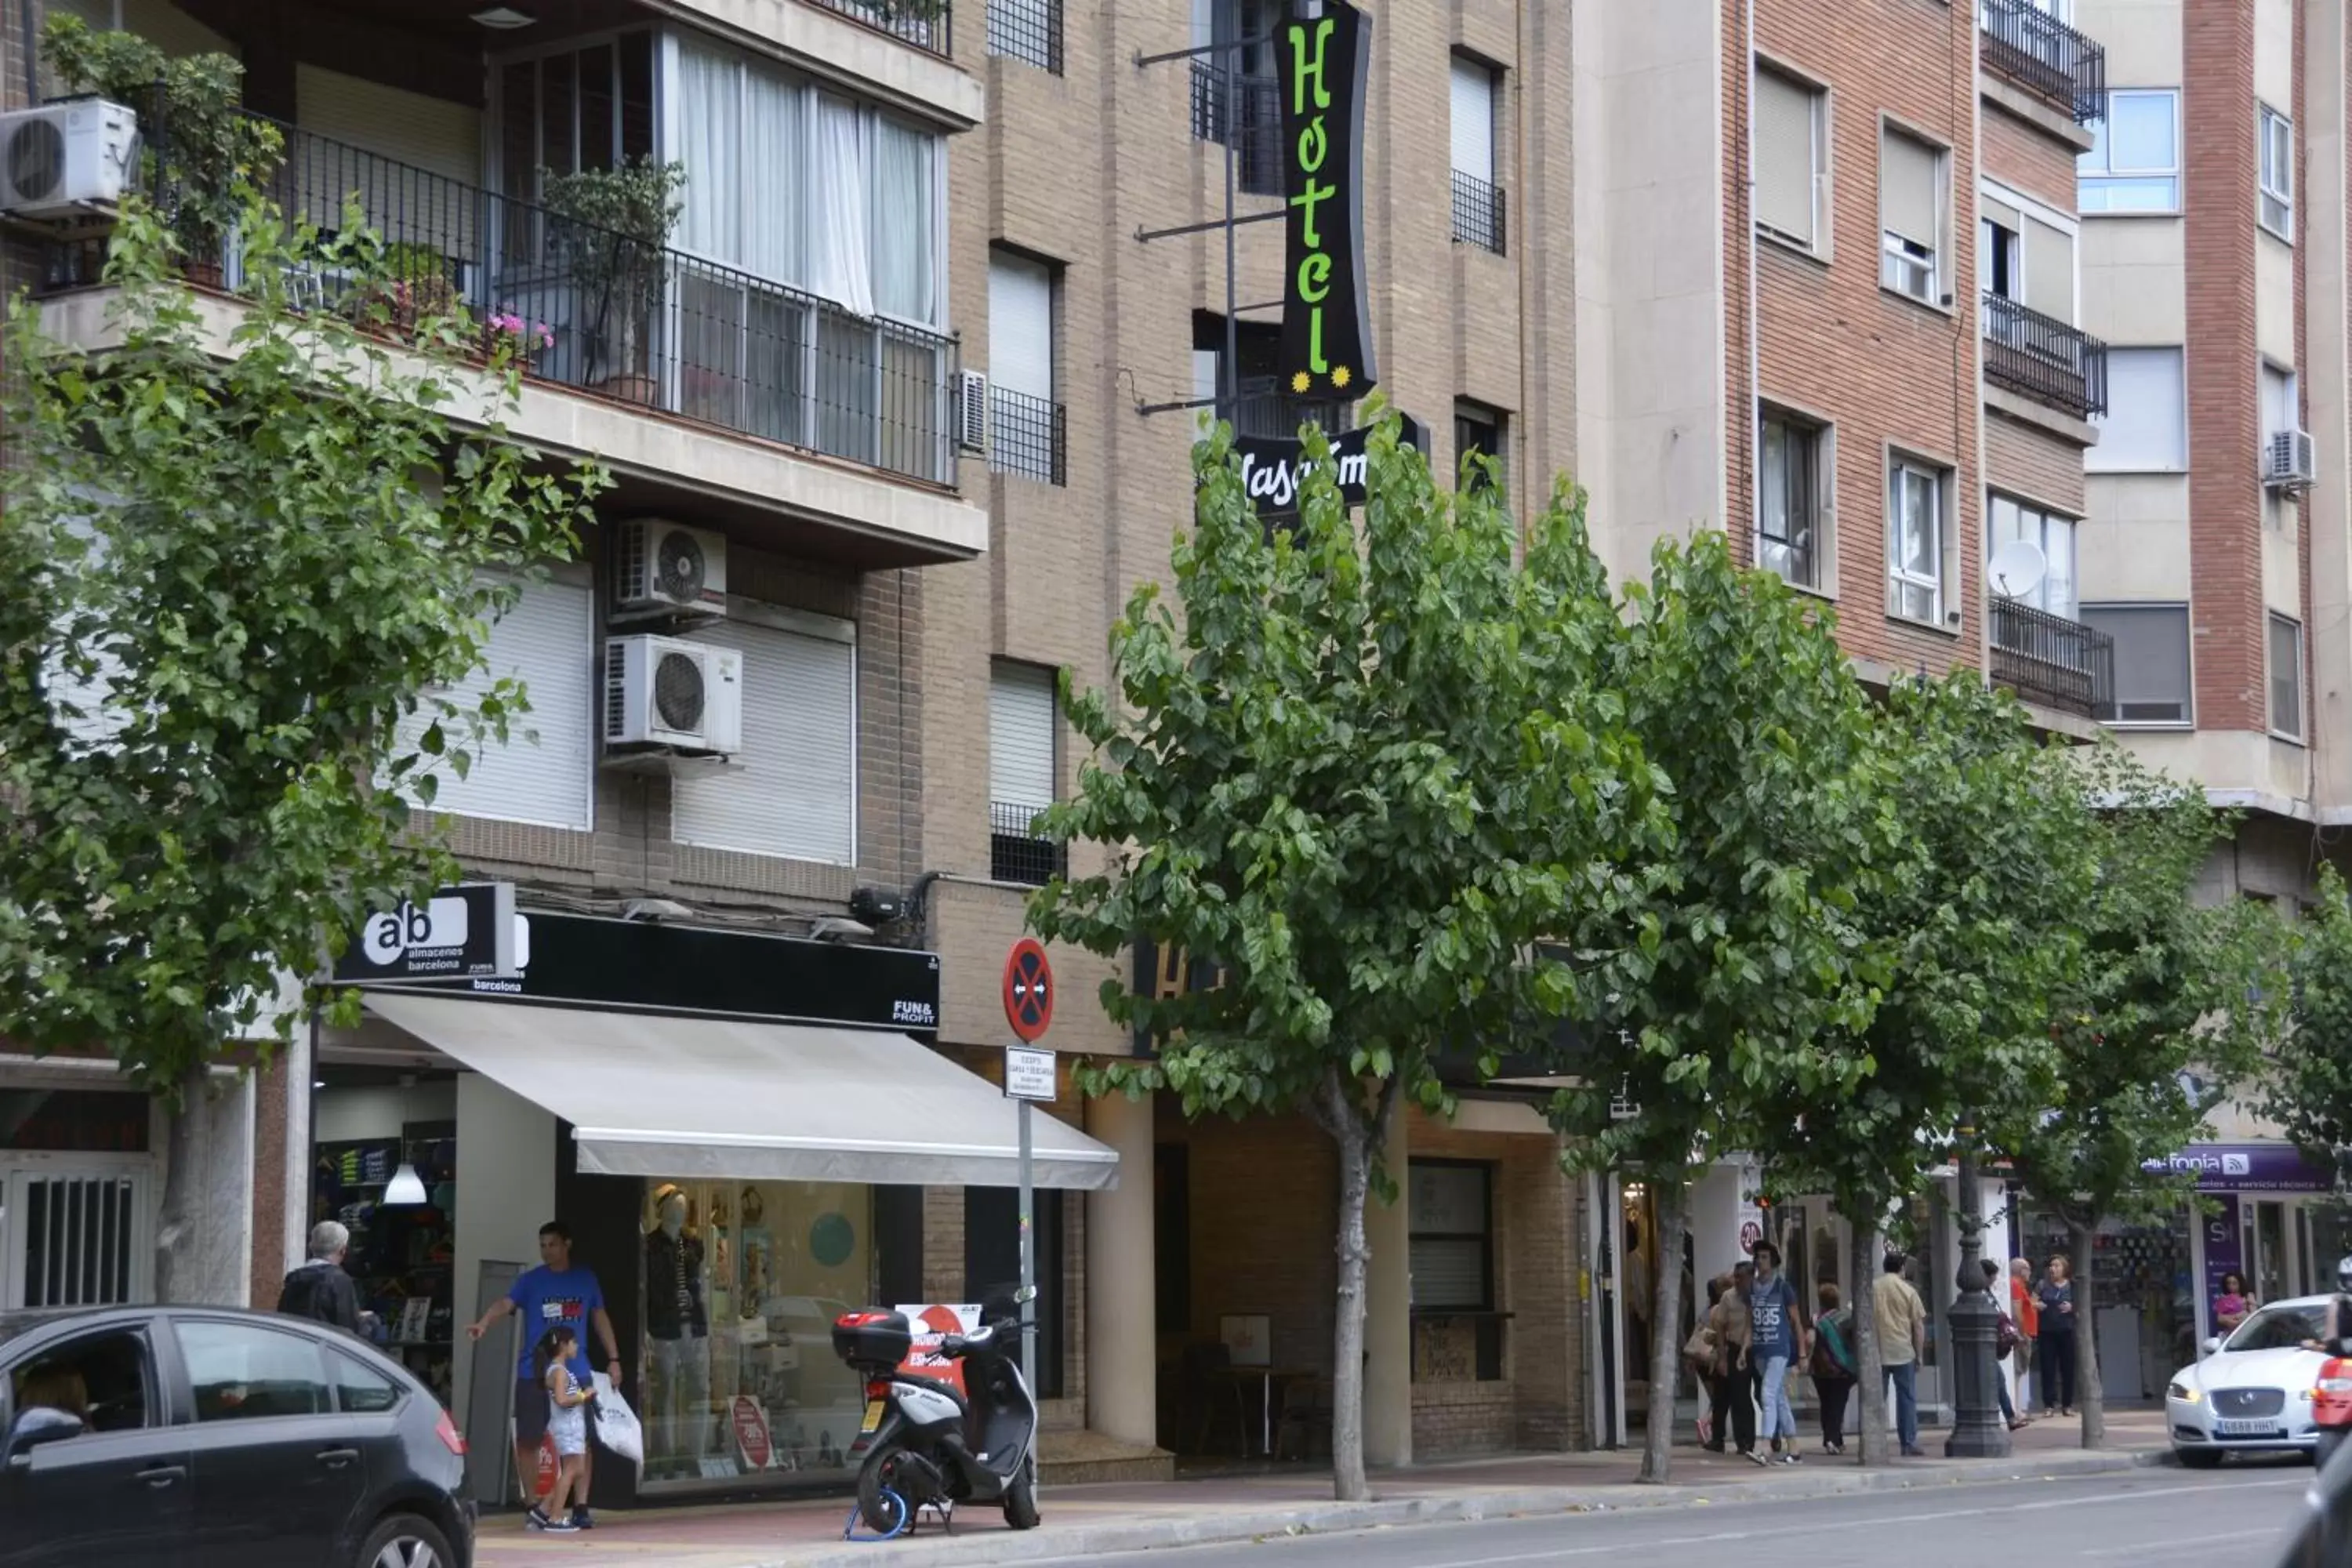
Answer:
(1018, 1097, 1036, 1389)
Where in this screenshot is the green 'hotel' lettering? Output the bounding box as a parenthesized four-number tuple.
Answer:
(1288, 17, 1338, 379)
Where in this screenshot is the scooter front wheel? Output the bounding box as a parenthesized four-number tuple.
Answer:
(1003, 1457, 1040, 1530)
(858, 1447, 914, 1534)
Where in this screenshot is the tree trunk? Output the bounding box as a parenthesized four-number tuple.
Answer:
(1329, 1109, 1375, 1501)
(2070, 1217, 2104, 1448)
(153, 1065, 244, 1306)
(1851, 1219, 1890, 1466)
(1638, 1178, 1687, 1484)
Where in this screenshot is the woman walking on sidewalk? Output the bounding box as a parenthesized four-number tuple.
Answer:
(1809, 1283, 1857, 1455)
(1748, 1243, 1809, 1465)
(2037, 1254, 2080, 1417)
(1706, 1262, 1758, 1459)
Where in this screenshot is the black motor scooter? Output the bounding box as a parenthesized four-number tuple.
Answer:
(833, 1302, 1041, 1534)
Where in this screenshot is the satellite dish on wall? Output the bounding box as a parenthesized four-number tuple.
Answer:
(1989, 537, 2048, 601)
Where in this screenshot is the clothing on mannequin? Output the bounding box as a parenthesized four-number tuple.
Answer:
(644, 1185, 713, 1465)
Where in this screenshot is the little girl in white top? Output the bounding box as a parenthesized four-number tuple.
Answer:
(530, 1327, 592, 1532)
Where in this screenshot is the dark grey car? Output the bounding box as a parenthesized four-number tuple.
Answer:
(0, 1305, 475, 1568)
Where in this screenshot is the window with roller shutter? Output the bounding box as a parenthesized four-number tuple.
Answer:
(1450, 56, 1504, 253)
(1408, 1160, 1501, 1381)
(397, 576, 595, 831)
(989, 662, 1062, 885)
(670, 612, 858, 865)
(1754, 66, 1824, 251)
(1878, 125, 1945, 304)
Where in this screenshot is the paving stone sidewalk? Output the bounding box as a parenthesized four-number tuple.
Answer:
(474, 1408, 2175, 1568)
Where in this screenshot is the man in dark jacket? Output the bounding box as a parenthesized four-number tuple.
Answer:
(278, 1220, 364, 1333)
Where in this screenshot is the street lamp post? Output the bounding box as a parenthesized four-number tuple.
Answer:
(1946, 1131, 2013, 1457)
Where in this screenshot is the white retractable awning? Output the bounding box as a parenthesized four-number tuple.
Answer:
(361, 992, 1120, 1191)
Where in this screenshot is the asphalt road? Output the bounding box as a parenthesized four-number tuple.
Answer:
(1026, 1463, 2318, 1568)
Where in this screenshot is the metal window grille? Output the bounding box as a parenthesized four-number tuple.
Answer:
(1189, 61, 1284, 197)
(986, 0, 1062, 73)
(7, 1173, 147, 1309)
(1450, 170, 1506, 254)
(988, 385, 1066, 485)
(990, 800, 1066, 885)
(1990, 598, 2115, 719)
(809, 0, 953, 58)
(1980, 292, 2109, 419)
(1977, 0, 2107, 124)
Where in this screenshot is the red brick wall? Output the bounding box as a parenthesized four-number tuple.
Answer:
(1980, 99, 2078, 212)
(2184, 1, 2263, 732)
(1733, 0, 1984, 678)
(1985, 412, 2087, 515)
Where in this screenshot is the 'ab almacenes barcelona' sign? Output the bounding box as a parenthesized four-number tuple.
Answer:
(1277, 0, 1375, 401)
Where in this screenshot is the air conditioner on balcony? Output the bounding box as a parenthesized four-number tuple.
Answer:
(604, 634, 743, 755)
(955, 369, 990, 456)
(613, 519, 727, 614)
(2267, 428, 2317, 491)
(0, 100, 138, 223)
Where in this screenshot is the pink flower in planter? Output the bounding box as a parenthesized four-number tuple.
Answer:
(486, 309, 556, 351)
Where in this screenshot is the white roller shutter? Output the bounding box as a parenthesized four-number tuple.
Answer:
(672, 616, 857, 865)
(1879, 129, 1940, 249)
(296, 66, 482, 188)
(989, 253, 1054, 400)
(2024, 216, 2074, 320)
(990, 663, 1057, 810)
(1753, 70, 1817, 245)
(399, 578, 593, 830)
(1450, 58, 1494, 181)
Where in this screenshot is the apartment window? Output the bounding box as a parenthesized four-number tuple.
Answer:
(2082, 604, 2191, 724)
(1987, 495, 2078, 619)
(395, 576, 593, 832)
(1879, 125, 1946, 304)
(1983, 190, 2078, 322)
(1758, 409, 1830, 591)
(671, 611, 858, 865)
(1450, 56, 1505, 253)
(990, 662, 1063, 885)
(495, 35, 657, 203)
(1755, 66, 1825, 252)
(1189, 0, 1283, 197)
(2088, 347, 2187, 470)
(2078, 90, 2180, 213)
(1887, 459, 1947, 625)
(2259, 105, 2293, 239)
(1409, 1160, 1501, 1381)
(987, 0, 1063, 74)
(1455, 399, 1506, 495)
(2270, 613, 2304, 741)
(988, 250, 1065, 485)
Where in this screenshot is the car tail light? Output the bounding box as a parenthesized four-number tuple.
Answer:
(434, 1408, 468, 1457)
(865, 1379, 891, 1400)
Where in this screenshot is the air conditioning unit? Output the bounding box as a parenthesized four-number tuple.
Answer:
(954, 368, 989, 456)
(613, 519, 726, 613)
(0, 100, 137, 221)
(2267, 429, 2317, 492)
(604, 634, 743, 755)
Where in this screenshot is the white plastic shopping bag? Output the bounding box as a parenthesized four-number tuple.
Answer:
(590, 1374, 644, 1465)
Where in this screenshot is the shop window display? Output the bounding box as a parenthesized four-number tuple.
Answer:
(637, 1179, 879, 1488)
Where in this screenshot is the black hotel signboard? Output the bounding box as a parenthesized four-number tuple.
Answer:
(1277, 0, 1376, 401)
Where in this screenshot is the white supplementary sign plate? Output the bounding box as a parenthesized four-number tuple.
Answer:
(1004, 1045, 1057, 1102)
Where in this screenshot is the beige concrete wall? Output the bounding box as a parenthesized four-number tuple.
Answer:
(2078, 0, 2183, 86)
(2078, 478, 2192, 599)
(2256, 0, 2296, 114)
(2306, 0, 2352, 814)
(2259, 235, 2299, 368)
(2082, 216, 2187, 346)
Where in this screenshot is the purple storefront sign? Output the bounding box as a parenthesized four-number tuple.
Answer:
(2141, 1143, 2336, 1194)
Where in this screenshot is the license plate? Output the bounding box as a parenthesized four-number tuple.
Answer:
(861, 1400, 885, 1434)
(2215, 1418, 2280, 1437)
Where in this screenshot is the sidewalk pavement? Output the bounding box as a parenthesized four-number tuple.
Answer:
(474, 1408, 2172, 1568)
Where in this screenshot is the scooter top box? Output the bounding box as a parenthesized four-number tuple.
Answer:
(833, 1308, 914, 1371)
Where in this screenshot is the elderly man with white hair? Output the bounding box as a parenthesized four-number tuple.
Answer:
(276, 1219, 364, 1333)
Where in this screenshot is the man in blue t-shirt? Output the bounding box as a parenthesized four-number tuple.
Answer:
(466, 1220, 622, 1528)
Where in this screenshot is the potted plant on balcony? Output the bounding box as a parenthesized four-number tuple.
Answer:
(42, 16, 284, 287)
(540, 157, 688, 408)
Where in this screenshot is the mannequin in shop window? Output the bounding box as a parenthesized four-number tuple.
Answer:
(644, 1185, 713, 1468)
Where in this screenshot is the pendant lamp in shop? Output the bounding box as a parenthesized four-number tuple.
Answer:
(383, 1073, 429, 1205)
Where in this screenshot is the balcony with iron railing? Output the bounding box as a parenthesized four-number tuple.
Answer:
(990, 800, 1066, 885)
(1189, 60, 1283, 197)
(1991, 596, 2114, 719)
(810, 0, 954, 59)
(988, 384, 1066, 485)
(1981, 292, 2109, 421)
(1978, 0, 2107, 125)
(43, 111, 964, 494)
(1227, 374, 1350, 441)
(1450, 170, 1506, 255)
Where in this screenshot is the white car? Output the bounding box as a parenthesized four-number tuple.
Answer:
(2167, 1294, 2332, 1467)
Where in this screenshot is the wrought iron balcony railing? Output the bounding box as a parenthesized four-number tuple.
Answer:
(1991, 597, 2115, 719)
(986, 0, 1061, 73)
(45, 111, 961, 489)
(1979, 0, 2107, 125)
(1227, 375, 1350, 441)
(1451, 170, 1506, 255)
(1189, 60, 1283, 197)
(810, 0, 953, 58)
(988, 383, 1066, 485)
(1981, 292, 2109, 420)
(990, 800, 1066, 886)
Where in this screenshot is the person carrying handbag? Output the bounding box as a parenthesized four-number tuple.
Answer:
(1808, 1283, 1859, 1455)
(1704, 1262, 1758, 1459)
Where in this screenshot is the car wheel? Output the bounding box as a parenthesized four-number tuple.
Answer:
(2176, 1447, 2224, 1470)
(356, 1512, 456, 1568)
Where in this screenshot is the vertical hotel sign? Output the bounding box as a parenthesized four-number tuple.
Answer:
(1278, 0, 1376, 401)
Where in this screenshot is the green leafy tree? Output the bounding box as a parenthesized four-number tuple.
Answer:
(1998, 746, 2278, 1449)
(1775, 675, 2088, 1464)
(2259, 866, 2352, 1163)
(1543, 533, 1888, 1483)
(0, 195, 606, 1301)
(1029, 416, 1666, 1501)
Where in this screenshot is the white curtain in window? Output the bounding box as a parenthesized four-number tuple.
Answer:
(677, 42, 742, 263)
(742, 64, 804, 285)
(872, 118, 935, 323)
(811, 96, 875, 318)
